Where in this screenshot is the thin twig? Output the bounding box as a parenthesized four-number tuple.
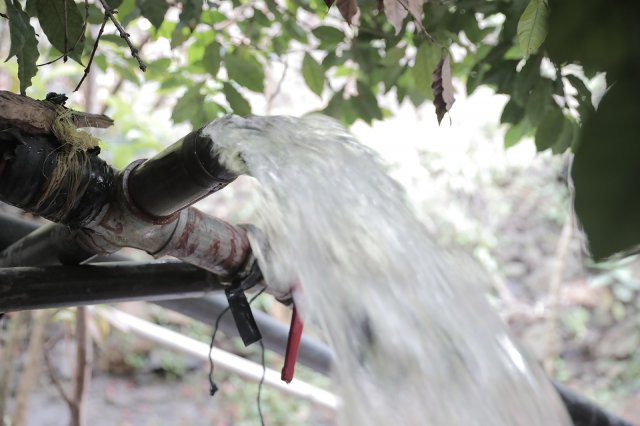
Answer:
(71, 307, 92, 426)
(44, 345, 74, 407)
(543, 214, 574, 375)
(97, 0, 147, 71)
(37, 54, 66, 67)
(63, 0, 69, 62)
(74, 13, 108, 92)
(266, 60, 288, 113)
(0, 12, 8, 19)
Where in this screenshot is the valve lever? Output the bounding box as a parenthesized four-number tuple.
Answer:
(281, 303, 303, 384)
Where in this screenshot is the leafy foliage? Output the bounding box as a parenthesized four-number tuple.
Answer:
(0, 0, 638, 260)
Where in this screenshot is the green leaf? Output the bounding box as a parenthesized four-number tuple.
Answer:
(223, 83, 251, 116)
(572, 78, 640, 260)
(138, 0, 168, 28)
(512, 54, 541, 106)
(381, 46, 406, 66)
(302, 53, 325, 97)
(224, 47, 264, 92)
(517, 0, 549, 57)
(5, 0, 39, 95)
(172, 84, 207, 127)
(412, 43, 440, 99)
(178, 0, 202, 28)
(500, 99, 525, 124)
(35, 0, 85, 63)
(203, 42, 221, 78)
(504, 121, 529, 148)
(534, 107, 564, 151)
(524, 78, 553, 126)
(551, 116, 577, 154)
(354, 81, 383, 124)
(312, 26, 344, 48)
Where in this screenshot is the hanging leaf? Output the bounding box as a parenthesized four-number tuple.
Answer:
(431, 53, 455, 124)
(138, 0, 169, 29)
(396, 0, 425, 32)
(203, 42, 222, 78)
(337, 0, 358, 25)
(223, 83, 252, 116)
(383, 0, 408, 35)
(35, 0, 85, 63)
(534, 107, 565, 151)
(517, 0, 549, 57)
(171, 84, 206, 127)
(5, 0, 39, 95)
(302, 53, 325, 97)
(224, 47, 265, 92)
(412, 42, 439, 98)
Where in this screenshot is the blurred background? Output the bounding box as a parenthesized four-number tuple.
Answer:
(0, 1, 639, 425)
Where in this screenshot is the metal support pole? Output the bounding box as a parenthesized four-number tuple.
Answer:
(0, 261, 225, 311)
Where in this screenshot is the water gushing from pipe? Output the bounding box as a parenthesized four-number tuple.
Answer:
(203, 115, 571, 425)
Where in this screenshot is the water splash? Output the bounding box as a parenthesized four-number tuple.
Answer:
(203, 115, 571, 425)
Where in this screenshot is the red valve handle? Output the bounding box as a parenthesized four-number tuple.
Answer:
(281, 303, 303, 383)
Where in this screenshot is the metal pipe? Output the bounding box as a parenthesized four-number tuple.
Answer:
(80, 164, 250, 277)
(0, 214, 333, 374)
(553, 381, 633, 426)
(0, 261, 225, 311)
(0, 129, 114, 227)
(128, 128, 238, 219)
(0, 223, 96, 267)
(0, 212, 44, 251)
(0, 212, 636, 425)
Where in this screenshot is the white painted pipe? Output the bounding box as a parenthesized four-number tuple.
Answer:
(94, 306, 339, 410)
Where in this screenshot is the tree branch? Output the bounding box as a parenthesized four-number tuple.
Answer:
(0, 90, 114, 134)
(97, 0, 147, 71)
(74, 13, 109, 93)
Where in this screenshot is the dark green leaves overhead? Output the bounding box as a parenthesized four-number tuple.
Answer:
(312, 26, 345, 49)
(223, 83, 251, 116)
(302, 53, 325, 97)
(138, 0, 169, 29)
(171, 84, 207, 127)
(35, 0, 85, 63)
(534, 107, 575, 153)
(5, 0, 39, 95)
(517, 0, 549, 57)
(572, 79, 640, 260)
(224, 47, 264, 92)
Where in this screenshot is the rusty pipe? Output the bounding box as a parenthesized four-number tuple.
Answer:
(0, 123, 253, 280)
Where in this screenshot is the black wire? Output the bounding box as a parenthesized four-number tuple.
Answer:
(208, 305, 230, 396)
(208, 288, 266, 400)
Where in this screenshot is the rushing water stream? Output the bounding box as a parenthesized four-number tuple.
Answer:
(203, 115, 572, 425)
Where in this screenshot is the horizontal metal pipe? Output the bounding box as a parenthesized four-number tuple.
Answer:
(0, 222, 96, 267)
(0, 261, 225, 312)
(0, 212, 44, 251)
(0, 214, 333, 375)
(128, 128, 238, 219)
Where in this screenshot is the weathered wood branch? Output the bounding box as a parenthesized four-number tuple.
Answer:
(0, 91, 114, 135)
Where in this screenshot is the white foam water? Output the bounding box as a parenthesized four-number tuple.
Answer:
(203, 115, 571, 425)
